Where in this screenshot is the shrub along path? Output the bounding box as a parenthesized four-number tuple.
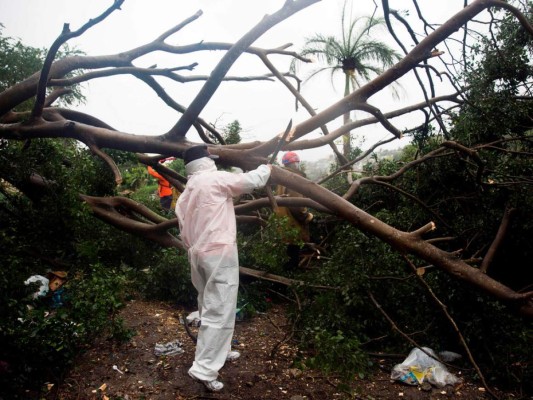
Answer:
(48, 298, 503, 399)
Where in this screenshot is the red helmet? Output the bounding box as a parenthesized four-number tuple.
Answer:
(282, 151, 300, 165)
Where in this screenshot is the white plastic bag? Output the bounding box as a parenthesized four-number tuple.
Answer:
(24, 275, 49, 299)
(391, 347, 461, 387)
(426, 365, 461, 387)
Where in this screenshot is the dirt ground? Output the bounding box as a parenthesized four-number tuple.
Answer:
(47, 298, 508, 400)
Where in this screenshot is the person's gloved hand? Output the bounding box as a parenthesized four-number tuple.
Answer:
(305, 213, 314, 223)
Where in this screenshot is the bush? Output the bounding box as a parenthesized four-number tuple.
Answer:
(0, 264, 132, 398)
(0, 140, 140, 397)
(299, 328, 368, 379)
(138, 248, 196, 306)
(240, 214, 304, 275)
(131, 183, 159, 211)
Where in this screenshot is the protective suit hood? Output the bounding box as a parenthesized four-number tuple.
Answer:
(186, 157, 217, 177)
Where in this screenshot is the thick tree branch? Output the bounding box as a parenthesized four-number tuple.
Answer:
(480, 207, 516, 274)
(165, 0, 320, 139)
(80, 194, 183, 248)
(271, 167, 533, 316)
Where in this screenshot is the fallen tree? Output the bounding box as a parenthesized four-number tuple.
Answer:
(1, 0, 532, 319)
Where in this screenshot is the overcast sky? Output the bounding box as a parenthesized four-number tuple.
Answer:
(0, 0, 470, 162)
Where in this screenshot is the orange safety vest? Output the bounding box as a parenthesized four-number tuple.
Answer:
(147, 166, 173, 197)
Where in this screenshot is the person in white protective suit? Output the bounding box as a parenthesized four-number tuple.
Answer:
(176, 145, 272, 392)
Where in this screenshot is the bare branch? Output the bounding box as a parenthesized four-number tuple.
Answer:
(86, 141, 122, 185)
(480, 207, 516, 274)
(165, 0, 320, 139)
(44, 88, 73, 107)
(32, 0, 125, 119)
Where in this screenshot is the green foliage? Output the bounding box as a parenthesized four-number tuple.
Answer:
(167, 157, 186, 176)
(0, 139, 150, 397)
(276, 97, 531, 386)
(286, 212, 532, 389)
(121, 164, 151, 190)
(409, 124, 438, 150)
(113, 151, 150, 192)
(132, 182, 159, 208)
(352, 137, 533, 390)
(300, 328, 368, 378)
(0, 26, 44, 93)
(59, 263, 134, 343)
(223, 120, 242, 144)
(438, 283, 533, 390)
(240, 214, 304, 275)
(1, 7, 532, 396)
(453, 4, 533, 146)
(1, 140, 114, 267)
(0, 264, 132, 398)
(236, 280, 274, 320)
(282, 225, 387, 378)
(139, 248, 196, 306)
(235, 213, 377, 378)
(0, 26, 85, 111)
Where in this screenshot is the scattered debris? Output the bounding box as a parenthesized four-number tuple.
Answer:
(49, 300, 506, 399)
(390, 347, 461, 388)
(112, 365, 125, 374)
(24, 275, 49, 299)
(154, 339, 184, 356)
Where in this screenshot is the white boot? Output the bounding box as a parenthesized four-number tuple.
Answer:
(188, 370, 224, 392)
(226, 350, 240, 361)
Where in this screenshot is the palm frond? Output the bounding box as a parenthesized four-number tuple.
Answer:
(304, 65, 339, 84)
(297, 0, 401, 98)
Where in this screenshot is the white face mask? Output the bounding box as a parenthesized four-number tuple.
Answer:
(186, 157, 217, 176)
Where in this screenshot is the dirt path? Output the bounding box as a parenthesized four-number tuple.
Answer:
(49, 298, 497, 399)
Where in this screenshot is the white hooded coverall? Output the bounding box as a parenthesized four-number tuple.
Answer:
(176, 157, 271, 381)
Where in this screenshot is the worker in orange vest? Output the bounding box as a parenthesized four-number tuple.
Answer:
(147, 165, 173, 210)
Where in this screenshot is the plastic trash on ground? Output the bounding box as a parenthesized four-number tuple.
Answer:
(24, 275, 49, 298)
(391, 347, 461, 388)
(154, 339, 184, 356)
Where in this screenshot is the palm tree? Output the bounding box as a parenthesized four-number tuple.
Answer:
(297, 3, 401, 157)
